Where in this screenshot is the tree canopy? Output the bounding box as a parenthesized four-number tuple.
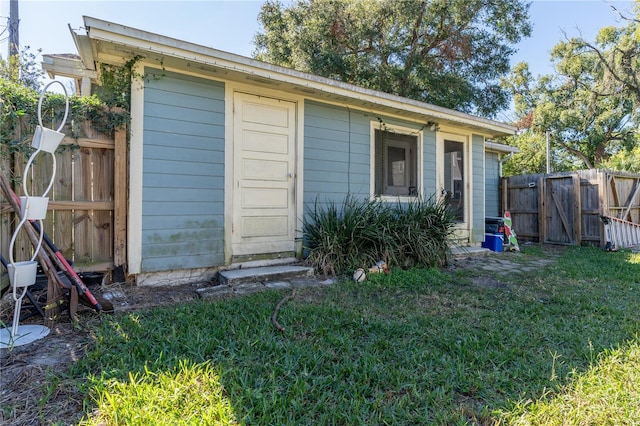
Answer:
(254, 0, 531, 117)
(502, 2, 640, 172)
(0, 46, 45, 91)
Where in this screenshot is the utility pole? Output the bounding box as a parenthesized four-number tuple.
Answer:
(546, 131, 551, 174)
(8, 0, 19, 57)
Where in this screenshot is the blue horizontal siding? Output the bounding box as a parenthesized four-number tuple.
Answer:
(142, 227, 224, 246)
(422, 130, 437, 197)
(302, 100, 437, 218)
(146, 69, 221, 94)
(143, 187, 224, 204)
(145, 92, 225, 115)
(142, 252, 225, 272)
(143, 145, 223, 165)
(144, 116, 224, 139)
(304, 101, 370, 205)
(142, 215, 223, 231)
(142, 173, 223, 188)
(142, 200, 224, 217)
(140, 131, 224, 151)
(141, 68, 225, 272)
(472, 134, 485, 242)
(143, 158, 223, 176)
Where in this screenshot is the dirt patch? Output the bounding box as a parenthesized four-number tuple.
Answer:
(0, 321, 92, 425)
(0, 280, 210, 425)
(470, 275, 509, 290)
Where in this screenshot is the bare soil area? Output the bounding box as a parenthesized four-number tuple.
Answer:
(0, 280, 210, 425)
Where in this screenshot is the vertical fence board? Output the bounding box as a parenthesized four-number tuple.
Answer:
(94, 148, 114, 263)
(545, 176, 576, 245)
(0, 147, 11, 257)
(581, 172, 601, 245)
(113, 126, 127, 271)
(503, 174, 540, 240)
(537, 175, 545, 242)
(0, 147, 9, 291)
(573, 174, 582, 245)
(598, 171, 609, 247)
(506, 170, 640, 247)
(73, 146, 93, 265)
(54, 148, 74, 259)
(94, 148, 113, 201)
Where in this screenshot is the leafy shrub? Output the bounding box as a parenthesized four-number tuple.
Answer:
(1, 78, 129, 160)
(302, 195, 456, 275)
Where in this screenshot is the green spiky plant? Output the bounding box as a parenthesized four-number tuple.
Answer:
(302, 195, 456, 275)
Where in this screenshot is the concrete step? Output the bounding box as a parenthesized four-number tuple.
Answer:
(218, 265, 315, 286)
(450, 245, 491, 259)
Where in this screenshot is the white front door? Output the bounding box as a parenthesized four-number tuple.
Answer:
(232, 93, 296, 256)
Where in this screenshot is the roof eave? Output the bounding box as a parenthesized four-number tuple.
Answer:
(42, 54, 97, 80)
(81, 16, 516, 138)
(485, 141, 520, 154)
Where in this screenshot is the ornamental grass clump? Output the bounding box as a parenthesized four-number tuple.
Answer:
(303, 195, 456, 275)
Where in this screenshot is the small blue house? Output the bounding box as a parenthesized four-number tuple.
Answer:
(54, 17, 517, 286)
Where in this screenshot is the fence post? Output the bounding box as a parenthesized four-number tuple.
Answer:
(599, 170, 607, 247)
(573, 173, 582, 245)
(538, 174, 545, 243)
(501, 177, 508, 215)
(113, 123, 127, 282)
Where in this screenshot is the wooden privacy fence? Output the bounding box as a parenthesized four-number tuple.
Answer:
(1, 120, 127, 281)
(502, 169, 640, 247)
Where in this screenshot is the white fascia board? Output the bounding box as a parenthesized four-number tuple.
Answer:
(83, 16, 517, 137)
(485, 141, 520, 154)
(41, 55, 98, 80)
(70, 26, 97, 72)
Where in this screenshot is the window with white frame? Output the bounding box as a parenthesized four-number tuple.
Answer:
(444, 139, 465, 222)
(374, 128, 419, 197)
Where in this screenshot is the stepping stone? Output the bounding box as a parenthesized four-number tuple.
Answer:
(219, 265, 314, 286)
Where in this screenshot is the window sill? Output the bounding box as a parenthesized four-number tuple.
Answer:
(372, 195, 420, 203)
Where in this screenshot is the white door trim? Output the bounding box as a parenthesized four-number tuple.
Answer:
(230, 92, 297, 257)
(437, 131, 471, 228)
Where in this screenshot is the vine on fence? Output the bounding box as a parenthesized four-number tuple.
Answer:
(1, 80, 130, 160)
(0, 54, 138, 161)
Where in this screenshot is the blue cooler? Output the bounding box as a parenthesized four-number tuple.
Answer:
(482, 233, 503, 252)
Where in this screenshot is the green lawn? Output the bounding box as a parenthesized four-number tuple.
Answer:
(46, 246, 640, 424)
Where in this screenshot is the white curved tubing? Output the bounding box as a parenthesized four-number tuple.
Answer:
(41, 154, 56, 198)
(37, 80, 69, 132)
(8, 216, 43, 264)
(7, 215, 23, 264)
(30, 219, 44, 262)
(21, 152, 56, 198)
(22, 151, 38, 197)
(12, 281, 29, 303)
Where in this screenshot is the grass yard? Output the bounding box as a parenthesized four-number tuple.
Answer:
(39, 246, 640, 424)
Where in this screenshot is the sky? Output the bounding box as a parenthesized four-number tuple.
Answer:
(0, 0, 636, 107)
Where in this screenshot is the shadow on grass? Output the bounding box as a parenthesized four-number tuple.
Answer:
(74, 246, 640, 425)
